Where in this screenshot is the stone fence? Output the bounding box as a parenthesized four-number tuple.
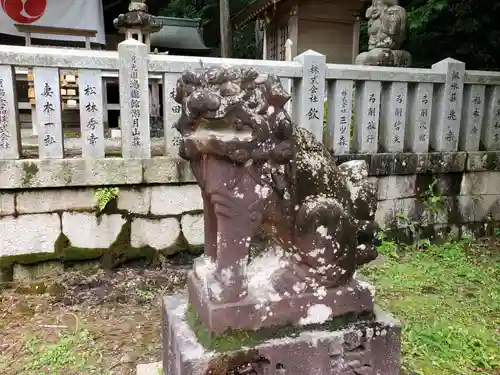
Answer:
(1, 39, 500, 280)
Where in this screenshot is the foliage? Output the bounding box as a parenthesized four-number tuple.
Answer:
(22, 330, 108, 375)
(363, 239, 500, 374)
(95, 187, 119, 212)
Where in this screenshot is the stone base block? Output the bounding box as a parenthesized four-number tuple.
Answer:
(188, 266, 374, 335)
(163, 295, 401, 375)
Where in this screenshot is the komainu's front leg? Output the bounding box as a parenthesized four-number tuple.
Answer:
(207, 173, 267, 304)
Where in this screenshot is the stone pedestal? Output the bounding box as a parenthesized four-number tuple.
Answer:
(355, 48, 412, 67)
(163, 295, 402, 375)
(188, 252, 374, 335)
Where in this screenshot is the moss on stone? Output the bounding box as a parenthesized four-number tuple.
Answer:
(21, 162, 39, 187)
(0, 266, 13, 284)
(101, 220, 156, 269)
(185, 303, 375, 352)
(0, 252, 55, 268)
(54, 233, 104, 262)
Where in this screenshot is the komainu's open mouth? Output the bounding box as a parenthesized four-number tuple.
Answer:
(187, 118, 254, 144)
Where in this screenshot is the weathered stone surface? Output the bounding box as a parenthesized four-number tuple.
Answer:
(461, 171, 500, 196)
(181, 214, 203, 246)
(150, 185, 202, 216)
(163, 295, 401, 375)
(173, 67, 380, 336)
(458, 195, 500, 223)
(0, 193, 15, 216)
(375, 198, 417, 229)
(62, 213, 126, 249)
(189, 268, 374, 334)
(377, 175, 416, 200)
(0, 158, 143, 189)
(117, 187, 151, 214)
(136, 362, 161, 375)
(131, 217, 180, 250)
(0, 214, 60, 256)
(17, 188, 96, 214)
(142, 157, 196, 184)
(13, 261, 63, 282)
(467, 152, 500, 172)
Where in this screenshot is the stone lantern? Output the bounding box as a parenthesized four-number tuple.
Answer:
(113, 0, 162, 52)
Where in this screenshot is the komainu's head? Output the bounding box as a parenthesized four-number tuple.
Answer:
(173, 67, 295, 165)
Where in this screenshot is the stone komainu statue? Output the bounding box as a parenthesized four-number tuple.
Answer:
(357, 0, 412, 67)
(173, 67, 379, 302)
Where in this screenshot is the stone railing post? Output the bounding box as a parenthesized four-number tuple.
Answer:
(430, 58, 465, 152)
(118, 38, 151, 158)
(292, 50, 326, 142)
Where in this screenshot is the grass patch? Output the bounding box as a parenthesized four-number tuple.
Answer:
(362, 238, 499, 375)
(20, 329, 109, 375)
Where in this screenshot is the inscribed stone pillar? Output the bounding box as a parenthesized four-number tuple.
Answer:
(162, 72, 182, 156)
(354, 81, 382, 153)
(292, 50, 326, 142)
(326, 79, 354, 154)
(460, 84, 485, 151)
(430, 58, 465, 152)
(78, 69, 105, 158)
(33, 67, 64, 159)
(0, 65, 21, 159)
(380, 82, 408, 152)
(118, 38, 151, 158)
(405, 83, 433, 153)
(481, 85, 500, 151)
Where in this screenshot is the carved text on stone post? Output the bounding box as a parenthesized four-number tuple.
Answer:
(0, 78, 10, 150)
(392, 93, 403, 144)
(418, 93, 429, 142)
(366, 93, 377, 144)
(338, 89, 349, 147)
(130, 55, 141, 147)
(84, 83, 100, 147)
(445, 70, 461, 143)
(306, 65, 320, 121)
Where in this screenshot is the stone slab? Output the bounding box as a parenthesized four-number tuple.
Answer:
(0, 192, 15, 216)
(0, 213, 60, 257)
(136, 362, 161, 375)
(17, 188, 97, 214)
(188, 270, 374, 335)
(130, 217, 180, 250)
(163, 294, 401, 375)
(150, 185, 203, 216)
(62, 212, 126, 249)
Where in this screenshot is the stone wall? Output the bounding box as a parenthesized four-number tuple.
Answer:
(2, 152, 500, 282)
(0, 184, 204, 282)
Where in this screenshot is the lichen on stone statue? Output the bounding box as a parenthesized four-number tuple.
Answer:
(173, 66, 380, 333)
(355, 0, 412, 67)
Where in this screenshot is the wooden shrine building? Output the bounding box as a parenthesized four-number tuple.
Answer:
(232, 0, 364, 64)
